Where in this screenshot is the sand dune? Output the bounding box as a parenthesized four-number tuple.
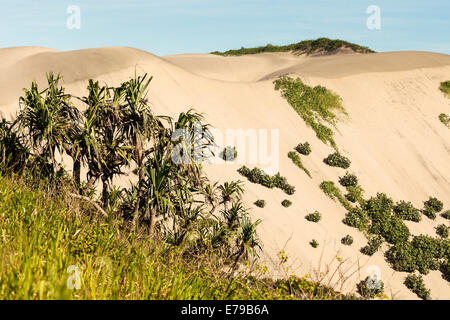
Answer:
(1, 46, 449, 299)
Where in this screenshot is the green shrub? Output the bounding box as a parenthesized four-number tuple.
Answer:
(441, 260, 450, 281)
(439, 113, 450, 128)
(338, 172, 358, 187)
(357, 276, 384, 299)
(422, 197, 443, 220)
(323, 152, 351, 169)
(393, 201, 421, 222)
(221, 146, 237, 161)
(343, 208, 370, 230)
(305, 211, 321, 223)
(294, 142, 312, 155)
(341, 235, 353, 246)
(441, 210, 450, 220)
(288, 151, 311, 178)
(345, 186, 365, 205)
(370, 217, 410, 245)
(404, 274, 431, 300)
(274, 77, 345, 149)
(281, 199, 292, 208)
(439, 80, 450, 97)
(319, 181, 353, 211)
(254, 200, 266, 208)
(360, 236, 383, 256)
(310, 239, 319, 248)
(436, 224, 449, 238)
(238, 166, 295, 195)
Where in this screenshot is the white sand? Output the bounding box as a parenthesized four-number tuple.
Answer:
(1, 46, 449, 299)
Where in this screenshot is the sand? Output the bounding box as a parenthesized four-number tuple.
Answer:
(0, 46, 449, 299)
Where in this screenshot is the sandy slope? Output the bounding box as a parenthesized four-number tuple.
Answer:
(0, 46, 449, 299)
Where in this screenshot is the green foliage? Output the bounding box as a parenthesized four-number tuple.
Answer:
(310, 239, 319, 248)
(404, 275, 431, 300)
(294, 142, 311, 155)
(357, 276, 384, 299)
(288, 151, 311, 178)
(439, 80, 450, 97)
(343, 208, 370, 230)
(238, 166, 295, 195)
(436, 224, 449, 238)
(211, 38, 375, 56)
(393, 201, 421, 222)
(345, 185, 365, 205)
(439, 113, 450, 128)
(360, 236, 383, 256)
(319, 181, 353, 211)
(254, 200, 266, 208)
(274, 77, 345, 149)
(323, 152, 351, 169)
(281, 199, 292, 208)
(338, 172, 358, 187)
(442, 210, 450, 220)
(341, 235, 353, 246)
(221, 146, 237, 161)
(422, 197, 444, 220)
(305, 211, 321, 223)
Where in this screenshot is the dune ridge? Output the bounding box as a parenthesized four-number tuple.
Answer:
(1, 46, 449, 299)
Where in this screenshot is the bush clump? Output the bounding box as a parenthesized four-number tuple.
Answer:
(341, 235, 353, 246)
(360, 236, 383, 256)
(323, 152, 351, 169)
(343, 208, 370, 230)
(310, 239, 319, 248)
(338, 172, 358, 187)
(436, 224, 449, 238)
(439, 113, 450, 128)
(393, 201, 421, 222)
(439, 80, 450, 97)
(288, 151, 311, 178)
(281, 199, 292, 208)
(422, 197, 444, 219)
(357, 276, 384, 299)
(305, 211, 322, 223)
(254, 200, 266, 208)
(345, 186, 365, 205)
(404, 274, 431, 300)
(294, 142, 312, 155)
(441, 210, 450, 220)
(221, 146, 237, 161)
(238, 166, 295, 195)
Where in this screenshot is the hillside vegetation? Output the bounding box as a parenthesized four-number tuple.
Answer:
(211, 38, 375, 56)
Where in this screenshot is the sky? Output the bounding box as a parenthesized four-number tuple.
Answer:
(0, 0, 448, 56)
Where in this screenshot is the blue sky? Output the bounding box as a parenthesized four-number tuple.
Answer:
(0, 0, 448, 55)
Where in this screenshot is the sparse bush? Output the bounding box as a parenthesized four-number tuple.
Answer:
(305, 211, 321, 223)
(288, 151, 311, 178)
(310, 239, 319, 248)
(281, 199, 292, 208)
(254, 200, 266, 208)
(360, 236, 383, 256)
(357, 276, 384, 298)
(323, 152, 351, 169)
(341, 235, 353, 246)
(439, 113, 450, 128)
(221, 146, 237, 161)
(294, 142, 311, 155)
(436, 224, 449, 238)
(404, 274, 431, 300)
(339, 172, 358, 187)
(422, 197, 443, 220)
(393, 201, 421, 222)
(439, 80, 450, 97)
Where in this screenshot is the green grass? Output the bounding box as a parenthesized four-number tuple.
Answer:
(440, 81, 450, 97)
(288, 151, 311, 178)
(274, 77, 346, 149)
(211, 38, 375, 56)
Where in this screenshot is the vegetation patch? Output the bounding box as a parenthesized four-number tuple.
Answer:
(237, 166, 295, 195)
(323, 152, 351, 169)
(360, 236, 383, 256)
(439, 80, 450, 97)
(404, 274, 431, 300)
(288, 151, 311, 178)
(320, 181, 353, 211)
(422, 197, 444, 220)
(393, 201, 421, 222)
(436, 224, 449, 238)
(281, 199, 292, 208)
(338, 172, 358, 187)
(305, 211, 322, 223)
(310, 239, 319, 248)
(341, 235, 353, 246)
(274, 77, 345, 149)
(294, 142, 311, 155)
(211, 38, 375, 56)
(439, 113, 450, 128)
(357, 276, 384, 299)
(442, 210, 450, 220)
(254, 200, 266, 208)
